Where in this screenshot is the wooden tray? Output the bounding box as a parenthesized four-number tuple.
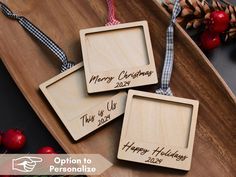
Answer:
(0, 0, 235, 176)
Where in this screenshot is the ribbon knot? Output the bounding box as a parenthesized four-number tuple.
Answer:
(0, 2, 20, 20)
(105, 18, 120, 26)
(156, 87, 173, 96)
(61, 61, 75, 72)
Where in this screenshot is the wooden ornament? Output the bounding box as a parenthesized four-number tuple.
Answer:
(118, 90, 199, 171)
(80, 21, 158, 93)
(40, 62, 127, 141)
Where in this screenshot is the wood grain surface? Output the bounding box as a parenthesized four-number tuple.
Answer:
(0, 0, 235, 176)
(118, 90, 199, 171)
(39, 62, 127, 141)
(80, 21, 158, 93)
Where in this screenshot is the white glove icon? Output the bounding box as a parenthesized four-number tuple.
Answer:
(12, 156, 43, 172)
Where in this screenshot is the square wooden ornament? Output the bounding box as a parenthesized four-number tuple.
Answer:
(118, 90, 199, 170)
(39, 62, 127, 141)
(80, 21, 158, 93)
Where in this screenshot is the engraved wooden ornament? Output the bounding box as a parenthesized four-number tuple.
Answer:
(117, 90, 199, 170)
(40, 62, 127, 141)
(80, 21, 158, 93)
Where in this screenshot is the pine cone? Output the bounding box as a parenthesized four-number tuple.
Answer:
(162, 0, 210, 29)
(224, 27, 236, 41)
(223, 3, 236, 41)
(162, 0, 236, 42)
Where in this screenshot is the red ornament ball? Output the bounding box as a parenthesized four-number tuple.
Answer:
(37, 146, 57, 154)
(200, 30, 221, 50)
(208, 10, 230, 33)
(2, 129, 26, 151)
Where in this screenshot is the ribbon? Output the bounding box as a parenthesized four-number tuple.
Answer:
(156, 0, 181, 96)
(0, 2, 74, 72)
(105, 0, 120, 26)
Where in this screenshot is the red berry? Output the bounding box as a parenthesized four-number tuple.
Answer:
(2, 129, 26, 151)
(200, 30, 221, 50)
(208, 11, 229, 33)
(37, 146, 57, 154)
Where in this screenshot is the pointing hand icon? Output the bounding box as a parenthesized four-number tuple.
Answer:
(12, 156, 43, 172)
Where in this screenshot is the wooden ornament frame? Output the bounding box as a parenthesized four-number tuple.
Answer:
(118, 90, 199, 170)
(40, 62, 127, 141)
(80, 21, 158, 93)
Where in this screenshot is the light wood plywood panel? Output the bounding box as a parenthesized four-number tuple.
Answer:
(118, 90, 199, 170)
(40, 62, 127, 141)
(125, 96, 192, 148)
(85, 26, 149, 72)
(80, 21, 158, 93)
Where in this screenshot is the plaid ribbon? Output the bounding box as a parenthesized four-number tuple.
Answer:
(105, 0, 120, 26)
(0, 2, 74, 72)
(156, 0, 181, 96)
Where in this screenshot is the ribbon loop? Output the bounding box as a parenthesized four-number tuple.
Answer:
(0, 2, 74, 72)
(105, 0, 120, 26)
(156, 87, 173, 96)
(156, 0, 181, 96)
